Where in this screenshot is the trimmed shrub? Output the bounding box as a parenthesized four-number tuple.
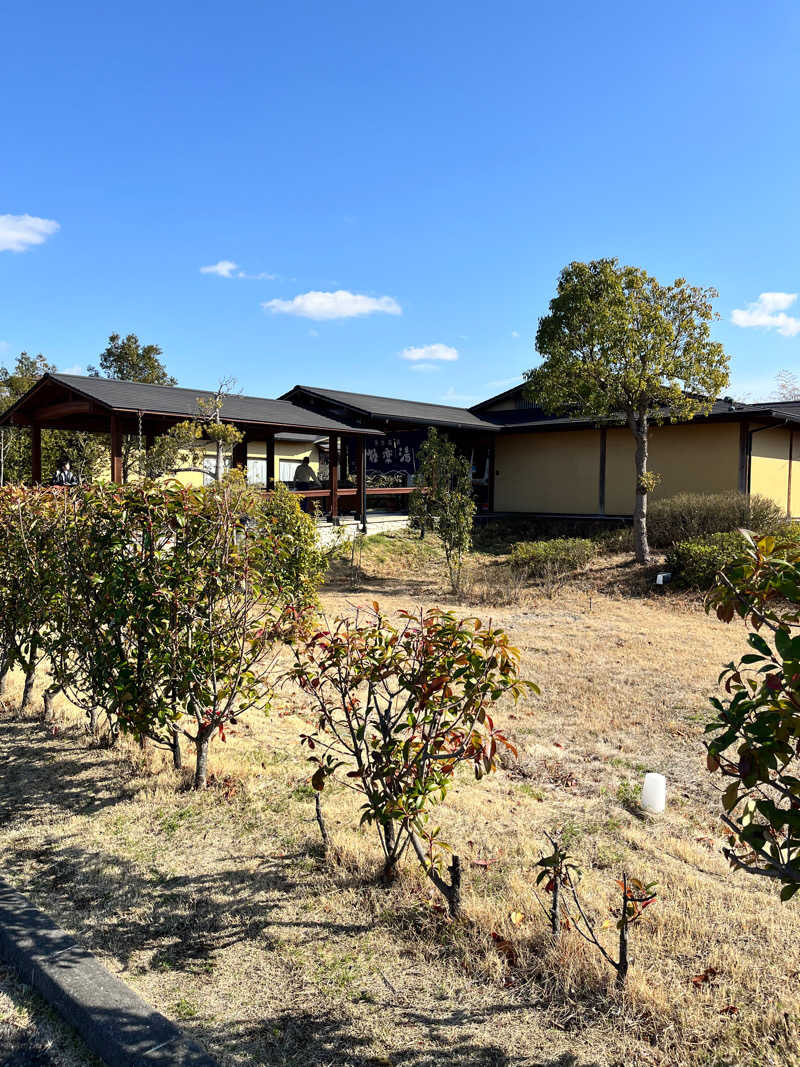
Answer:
(647, 491, 783, 548)
(665, 531, 748, 590)
(473, 517, 629, 556)
(510, 537, 596, 585)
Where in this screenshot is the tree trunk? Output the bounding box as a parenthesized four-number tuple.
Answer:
(171, 727, 183, 770)
(20, 657, 37, 713)
(88, 707, 99, 735)
(315, 793, 330, 853)
(551, 877, 560, 939)
(194, 733, 210, 789)
(43, 686, 58, 722)
(381, 821, 398, 882)
(0, 663, 8, 698)
(631, 417, 651, 565)
(617, 875, 630, 988)
(447, 855, 462, 918)
(215, 440, 223, 483)
(409, 831, 462, 916)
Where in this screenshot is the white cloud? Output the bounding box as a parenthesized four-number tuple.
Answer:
(200, 260, 239, 277)
(263, 290, 402, 320)
(237, 270, 277, 280)
(409, 362, 440, 373)
(0, 214, 60, 253)
(731, 292, 800, 337)
(511, 330, 520, 338)
(441, 386, 481, 406)
(400, 343, 458, 363)
(486, 375, 523, 390)
(59, 364, 85, 375)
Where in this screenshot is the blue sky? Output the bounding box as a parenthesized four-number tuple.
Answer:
(2, 1, 799, 406)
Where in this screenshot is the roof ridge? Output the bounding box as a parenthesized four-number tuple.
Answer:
(53, 372, 277, 405)
(294, 384, 477, 415)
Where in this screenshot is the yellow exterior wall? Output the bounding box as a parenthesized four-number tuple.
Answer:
(605, 422, 740, 515)
(494, 430, 601, 513)
(496, 421, 742, 515)
(188, 439, 321, 486)
(750, 426, 791, 514)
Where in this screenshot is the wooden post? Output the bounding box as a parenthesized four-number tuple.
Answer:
(110, 414, 123, 484)
(356, 436, 367, 532)
(265, 432, 275, 490)
(789, 430, 794, 518)
(328, 434, 339, 524)
(487, 441, 495, 513)
(738, 422, 749, 494)
(232, 432, 248, 476)
(31, 423, 42, 484)
(598, 427, 607, 515)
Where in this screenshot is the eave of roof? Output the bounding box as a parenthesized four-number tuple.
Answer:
(487, 402, 800, 432)
(281, 384, 498, 431)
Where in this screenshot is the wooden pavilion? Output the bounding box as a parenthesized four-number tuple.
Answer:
(0, 373, 382, 526)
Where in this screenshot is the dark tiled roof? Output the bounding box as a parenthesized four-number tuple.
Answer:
(281, 385, 498, 431)
(483, 397, 800, 431)
(10, 374, 374, 435)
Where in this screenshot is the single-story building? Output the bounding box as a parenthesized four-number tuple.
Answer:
(2, 372, 800, 520)
(470, 384, 800, 518)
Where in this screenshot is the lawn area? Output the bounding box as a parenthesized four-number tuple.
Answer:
(1, 531, 798, 1066)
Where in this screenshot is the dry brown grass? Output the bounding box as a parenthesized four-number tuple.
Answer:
(1, 535, 799, 1066)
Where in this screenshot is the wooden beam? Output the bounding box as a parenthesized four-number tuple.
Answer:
(329, 434, 339, 523)
(356, 436, 366, 531)
(31, 423, 42, 484)
(265, 432, 275, 490)
(37, 401, 92, 421)
(110, 414, 123, 484)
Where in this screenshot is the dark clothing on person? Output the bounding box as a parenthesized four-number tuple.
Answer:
(52, 468, 79, 486)
(293, 461, 318, 490)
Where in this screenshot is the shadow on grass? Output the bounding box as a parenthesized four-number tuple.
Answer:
(3, 838, 372, 976)
(214, 1005, 598, 1066)
(0, 713, 138, 830)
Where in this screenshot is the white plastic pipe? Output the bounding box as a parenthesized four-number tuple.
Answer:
(641, 772, 666, 814)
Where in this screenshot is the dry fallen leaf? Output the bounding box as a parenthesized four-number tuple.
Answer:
(692, 966, 719, 988)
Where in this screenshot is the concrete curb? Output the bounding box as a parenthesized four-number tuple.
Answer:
(0, 877, 218, 1066)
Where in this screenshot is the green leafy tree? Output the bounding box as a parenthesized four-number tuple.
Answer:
(88, 332, 177, 481)
(34, 477, 325, 785)
(410, 428, 476, 592)
(88, 332, 176, 386)
(0, 486, 64, 705)
(0, 353, 105, 484)
(526, 259, 730, 563)
(294, 604, 536, 914)
(706, 531, 800, 898)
